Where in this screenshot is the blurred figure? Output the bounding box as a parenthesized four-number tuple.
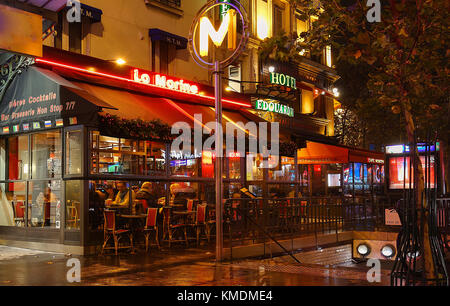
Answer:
(136, 182, 158, 208)
(106, 181, 135, 207)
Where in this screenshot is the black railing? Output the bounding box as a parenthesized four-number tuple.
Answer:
(223, 195, 398, 260)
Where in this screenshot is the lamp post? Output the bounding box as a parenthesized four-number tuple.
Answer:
(188, 0, 249, 263)
(214, 60, 224, 261)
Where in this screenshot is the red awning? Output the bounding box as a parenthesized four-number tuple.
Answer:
(297, 141, 349, 164)
(297, 141, 385, 164)
(70, 81, 260, 136)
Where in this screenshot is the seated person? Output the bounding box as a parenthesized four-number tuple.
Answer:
(106, 181, 136, 208)
(136, 182, 158, 209)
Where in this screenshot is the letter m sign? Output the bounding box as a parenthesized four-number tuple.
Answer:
(199, 9, 237, 57)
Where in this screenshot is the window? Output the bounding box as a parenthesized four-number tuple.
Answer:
(0, 182, 26, 227)
(69, 21, 82, 53)
(228, 65, 241, 93)
(90, 131, 165, 176)
(31, 131, 62, 179)
(8, 136, 29, 180)
(28, 180, 61, 228)
(324, 45, 332, 67)
(246, 153, 264, 181)
(66, 130, 83, 175)
(66, 180, 81, 230)
(152, 41, 173, 74)
(273, 5, 284, 36)
(268, 156, 295, 181)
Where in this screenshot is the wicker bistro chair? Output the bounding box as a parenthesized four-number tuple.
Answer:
(188, 204, 209, 246)
(143, 208, 160, 252)
(166, 210, 189, 248)
(13, 201, 25, 226)
(101, 210, 132, 255)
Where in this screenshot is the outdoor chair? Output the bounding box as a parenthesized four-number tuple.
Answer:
(189, 204, 209, 246)
(143, 208, 160, 252)
(101, 210, 132, 255)
(66, 200, 80, 229)
(166, 209, 189, 248)
(13, 201, 25, 226)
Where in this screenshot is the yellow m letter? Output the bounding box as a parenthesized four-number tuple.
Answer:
(199, 10, 237, 57)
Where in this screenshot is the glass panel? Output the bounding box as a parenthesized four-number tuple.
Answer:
(268, 156, 295, 181)
(8, 135, 29, 180)
(146, 141, 166, 176)
(246, 153, 263, 181)
(32, 130, 62, 179)
(65, 180, 81, 230)
(0, 182, 27, 226)
(169, 182, 198, 208)
(66, 130, 82, 175)
(169, 147, 201, 178)
(28, 180, 61, 228)
(90, 131, 151, 176)
(228, 152, 241, 179)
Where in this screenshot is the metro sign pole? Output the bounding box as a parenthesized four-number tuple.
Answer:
(189, 0, 249, 262)
(214, 60, 224, 260)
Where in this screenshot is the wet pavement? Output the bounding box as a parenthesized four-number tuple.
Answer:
(0, 245, 391, 286)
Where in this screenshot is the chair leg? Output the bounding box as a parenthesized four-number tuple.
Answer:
(168, 228, 172, 248)
(196, 227, 200, 247)
(155, 228, 161, 250)
(101, 235, 110, 255)
(184, 227, 189, 247)
(114, 235, 118, 256)
(144, 233, 149, 252)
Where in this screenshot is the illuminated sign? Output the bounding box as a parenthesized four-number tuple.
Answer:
(255, 100, 294, 117)
(35, 59, 251, 108)
(385, 143, 438, 154)
(199, 9, 236, 57)
(189, 0, 249, 69)
(368, 158, 385, 164)
(133, 69, 199, 95)
(270, 72, 297, 90)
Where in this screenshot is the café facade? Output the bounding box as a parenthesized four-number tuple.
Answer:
(0, 47, 385, 254)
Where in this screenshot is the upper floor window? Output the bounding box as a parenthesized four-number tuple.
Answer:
(273, 4, 284, 36)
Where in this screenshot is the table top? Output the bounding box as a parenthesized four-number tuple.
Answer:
(118, 214, 147, 219)
(173, 210, 196, 215)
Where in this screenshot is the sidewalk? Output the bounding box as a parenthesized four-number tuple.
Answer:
(0, 245, 389, 286)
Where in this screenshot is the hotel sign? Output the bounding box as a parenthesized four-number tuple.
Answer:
(270, 72, 297, 90)
(255, 100, 294, 117)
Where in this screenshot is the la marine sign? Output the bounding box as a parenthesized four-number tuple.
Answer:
(189, 0, 249, 69)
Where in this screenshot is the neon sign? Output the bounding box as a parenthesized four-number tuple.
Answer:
(133, 69, 199, 95)
(255, 100, 294, 117)
(270, 72, 297, 90)
(34, 58, 251, 108)
(189, 0, 249, 69)
(199, 9, 236, 57)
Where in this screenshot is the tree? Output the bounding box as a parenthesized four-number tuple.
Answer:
(292, 0, 449, 283)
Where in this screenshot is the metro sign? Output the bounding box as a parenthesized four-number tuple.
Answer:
(133, 69, 199, 95)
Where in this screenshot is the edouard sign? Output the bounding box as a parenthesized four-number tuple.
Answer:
(188, 0, 249, 69)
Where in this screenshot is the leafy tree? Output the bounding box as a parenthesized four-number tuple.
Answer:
(292, 0, 449, 283)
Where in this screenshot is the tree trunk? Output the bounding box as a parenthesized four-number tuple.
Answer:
(403, 106, 435, 283)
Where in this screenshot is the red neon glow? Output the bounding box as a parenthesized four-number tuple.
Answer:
(34, 58, 251, 108)
(133, 69, 199, 95)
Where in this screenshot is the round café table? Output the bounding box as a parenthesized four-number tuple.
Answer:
(118, 214, 147, 254)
